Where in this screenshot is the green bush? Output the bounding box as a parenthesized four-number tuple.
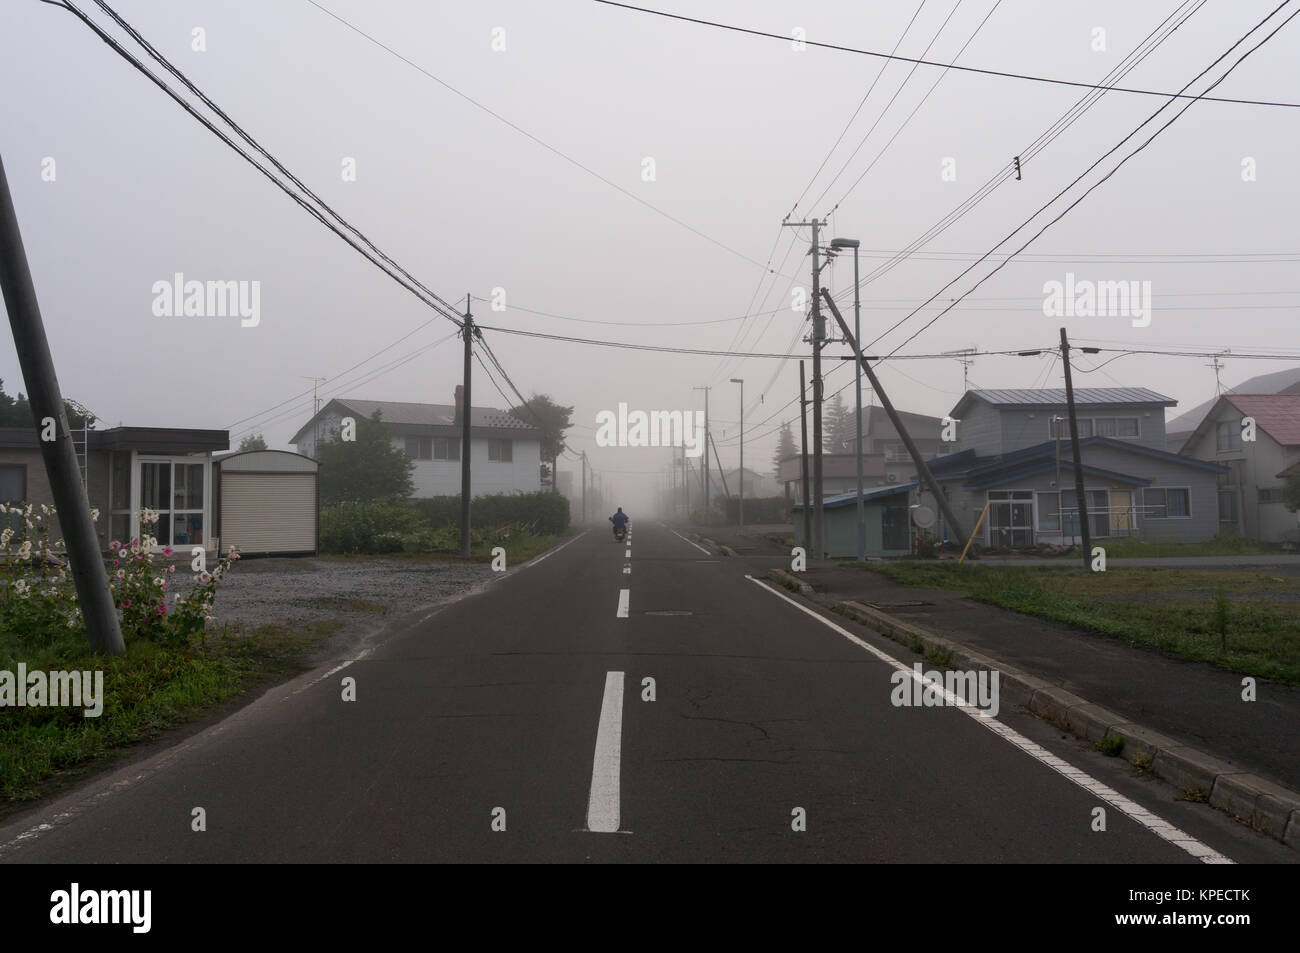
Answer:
(319, 501, 416, 554)
(411, 492, 569, 536)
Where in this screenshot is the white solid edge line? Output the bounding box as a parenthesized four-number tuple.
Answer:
(743, 575, 1235, 866)
(586, 671, 625, 833)
(522, 528, 588, 569)
(616, 588, 630, 618)
(670, 528, 710, 555)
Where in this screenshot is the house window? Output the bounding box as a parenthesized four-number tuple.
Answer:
(1037, 491, 1060, 532)
(1216, 420, 1241, 452)
(1218, 491, 1239, 523)
(140, 459, 206, 546)
(1094, 417, 1139, 438)
(1258, 487, 1284, 504)
(405, 436, 433, 460)
(1049, 418, 1094, 438)
(488, 439, 513, 462)
(433, 437, 459, 461)
(1145, 486, 1191, 519)
(987, 490, 1034, 546)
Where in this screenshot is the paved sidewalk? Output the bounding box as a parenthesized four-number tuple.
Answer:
(680, 522, 1300, 796)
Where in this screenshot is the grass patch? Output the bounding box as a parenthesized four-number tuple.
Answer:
(923, 645, 954, 668)
(857, 562, 1300, 685)
(1098, 733, 1124, 757)
(0, 618, 339, 810)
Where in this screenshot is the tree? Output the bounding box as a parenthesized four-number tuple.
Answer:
(509, 393, 573, 493)
(773, 420, 796, 477)
(824, 392, 854, 452)
(238, 433, 268, 452)
(1284, 471, 1300, 514)
(0, 378, 97, 429)
(317, 410, 414, 505)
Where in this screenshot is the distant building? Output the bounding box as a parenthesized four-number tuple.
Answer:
(1179, 394, 1300, 543)
(839, 404, 949, 484)
(1166, 366, 1300, 453)
(291, 390, 541, 498)
(931, 388, 1226, 547)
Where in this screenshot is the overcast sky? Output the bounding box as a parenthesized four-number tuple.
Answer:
(2, 0, 1298, 513)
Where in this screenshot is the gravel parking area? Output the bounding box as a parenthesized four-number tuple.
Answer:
(175, 556, 491, 661)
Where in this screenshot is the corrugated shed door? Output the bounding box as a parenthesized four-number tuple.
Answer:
(220, 472, 316, 554)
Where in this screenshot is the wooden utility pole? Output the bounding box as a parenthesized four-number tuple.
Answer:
(798, 360, 811, 555)
(1059, 327, 1091, 569)
(784, 219, 825, 558)
(821, 289, 968, 550)
(0, 154, 123, 654)
(459, 296, 475, 557)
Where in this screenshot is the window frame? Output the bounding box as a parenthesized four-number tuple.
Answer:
(488, 438, 513, 462)
(1144, 485, 1192, 520)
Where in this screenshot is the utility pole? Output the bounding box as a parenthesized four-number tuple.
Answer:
(822, 290, 968, 550)
(786, 218, 826, 558)
(0, 154, 123, 654)
(798, 360, 811, 556)
(730, 377, 744, 531)
(1059, 327, 1091, 569)
(581, 450, 587, 524)
(459, 296, 476, 558)
(693, 385, 710, 526)
(303, 375, 326, 452)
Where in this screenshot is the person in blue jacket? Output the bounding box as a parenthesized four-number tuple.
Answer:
(610, 507, 629, 539)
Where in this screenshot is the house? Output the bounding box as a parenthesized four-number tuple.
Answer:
(291, 390, 542, 498)
(777, 452, 888, 505)
(838, 404, 949, 484)
(1178, 394, 1300, 543)
(717, 466, 782, 499)
(926, 388, 1227, 547)
(792, 483, 916, 557)
(0, 425, 228, 553)
(1165, 366, 1300, 453)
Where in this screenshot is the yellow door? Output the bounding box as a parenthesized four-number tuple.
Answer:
(1111, 490, 1133, 534)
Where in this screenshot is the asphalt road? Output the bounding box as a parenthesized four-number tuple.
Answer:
(0, 522, 1291, 863)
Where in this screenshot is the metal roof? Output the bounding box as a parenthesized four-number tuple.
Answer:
(792, 482, 917, 510)
(966, 387, 1175, 407)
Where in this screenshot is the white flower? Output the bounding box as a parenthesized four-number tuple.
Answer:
(17, 541, 32, 560)
(90, 508, 100, 522)
(39, 503, 49, 515)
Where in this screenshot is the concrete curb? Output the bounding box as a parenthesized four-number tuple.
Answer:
(768, 568, 814, 596)
(831, 598, 1300, 849)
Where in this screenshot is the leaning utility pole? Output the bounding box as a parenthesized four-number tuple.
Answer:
(581, 450, 588, 524)
(798, 360, 812, 556)
(821, 289, 968, 550)
(459, 296, 476, 558)
(1059, 327, 1091, 569)
(0, 154, 123, 654)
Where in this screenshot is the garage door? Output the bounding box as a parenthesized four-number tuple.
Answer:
(220, 472, 316, 554)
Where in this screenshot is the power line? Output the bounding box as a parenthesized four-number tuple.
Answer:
(54, 0, 467, 331)
(590, 0, 1300, 108)
(303, 0, 783, 275)
(831, 0, 1207, 295)
(870, 3, 1299, 356)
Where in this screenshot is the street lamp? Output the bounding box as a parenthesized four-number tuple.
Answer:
(830, 236, 864, 561)
(729, 378, 744, 532)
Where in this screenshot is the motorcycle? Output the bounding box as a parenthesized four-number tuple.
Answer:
(611, 519, 628, 543)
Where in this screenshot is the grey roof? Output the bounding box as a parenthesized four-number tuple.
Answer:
(1166, 365, 1300, 433)
(291, 397, 537, 444)
(973, 387, 1173, 406)
(792, 482, 917, 510)
(330, 398, 532, 431)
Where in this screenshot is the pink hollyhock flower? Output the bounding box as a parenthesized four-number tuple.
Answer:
(109, 540, 120, 552)
(162, 546, 174, 557)
(122, 599, 130, 608)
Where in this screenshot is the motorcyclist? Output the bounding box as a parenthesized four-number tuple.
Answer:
(609, 507, 630, 539)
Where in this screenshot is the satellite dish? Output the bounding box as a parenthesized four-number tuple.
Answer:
(911, 505, 936, 528)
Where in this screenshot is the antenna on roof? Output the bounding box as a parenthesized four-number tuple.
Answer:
(1206, 351, 1229, 395)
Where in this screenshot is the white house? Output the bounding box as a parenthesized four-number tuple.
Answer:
(291, 390, 542, 498)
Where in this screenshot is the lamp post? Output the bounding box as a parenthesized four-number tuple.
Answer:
(830, 237, 864, 561)
(730, 377, 744, 532)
